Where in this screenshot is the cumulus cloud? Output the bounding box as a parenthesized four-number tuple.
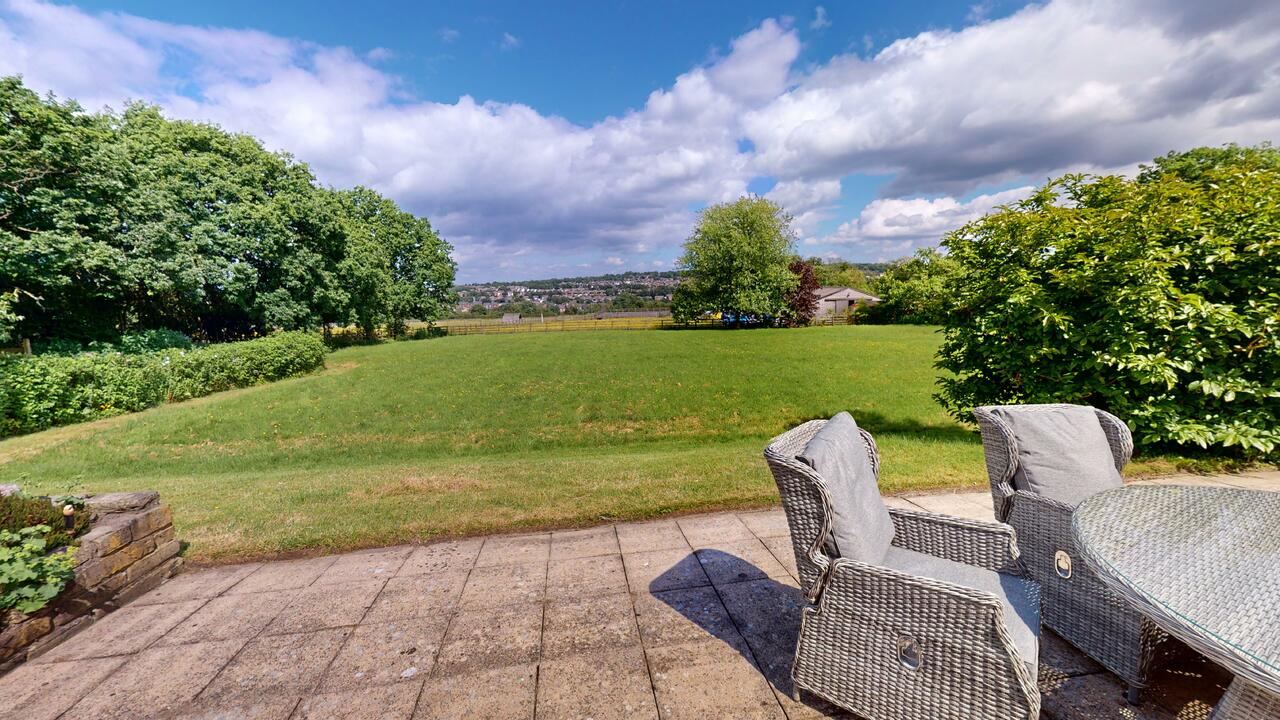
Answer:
(744, 0, 1280, 199)
(604, 256, 624, 266)
(823, 186, 1035, 258)
(1, 0, 1278, 278)
(810, 6, 830, 30)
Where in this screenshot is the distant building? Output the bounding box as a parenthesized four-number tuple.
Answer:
(501, 313, 522, 324)
(813, 287, 881, 316)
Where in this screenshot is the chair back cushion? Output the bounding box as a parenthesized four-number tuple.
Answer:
(990, 405, 1122, 506)
(797, 412, 894, 564)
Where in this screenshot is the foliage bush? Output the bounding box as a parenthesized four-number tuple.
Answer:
(0, 331, 326, 437)
(860, 248, 960, 324)
(0, 494, 88, 550)
(935, 145, 1280, 456)
(0, 525, 77, 616)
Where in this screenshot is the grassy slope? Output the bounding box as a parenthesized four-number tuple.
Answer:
(0, 326, 1180, 562)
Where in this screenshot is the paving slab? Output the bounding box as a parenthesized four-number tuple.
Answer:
(758, 535, 801, 580)
(34, 599, 204, 663)
(226, 556, 337, 595)
(616, 519, 689, 554)
(294, 682, 421, 720)
(549, 525, 620, 559)
(364, 570, 468, 621)
(396, 538, 483, 576)
(131, 563, 262, 606)
(457, 560, 546, 609)
(634, 586, 743, 650)
(66, 639, 245, 719)
(474, 532, 550, 567)
(311, 546, 412, 584)
(677, 512, 755, 547)
(536, 646, 659, 720)
(647, 639, 785, 720)
(695, 538, 791, 585)
(432, 602, 543, 676)
(542, 592, 640, 660)
(415, 663, 537, 719)
(623, 548, 710, 593)
(0, 656, 127, 720)
(318, 616, 448, 691)
(736, 509, 791, 538)
(158, 590, 293, 646)
(546, 553, 628, 599)
(197, 628, 349, 704)
(263, 578, 384, 635)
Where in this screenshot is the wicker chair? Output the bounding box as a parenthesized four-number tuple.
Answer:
(973, 404, 1173, 703)
(764, 419, 1042, 720)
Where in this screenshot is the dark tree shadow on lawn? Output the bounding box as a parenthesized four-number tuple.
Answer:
(649, 550, 854, 718)
(769, 409, 979, 446)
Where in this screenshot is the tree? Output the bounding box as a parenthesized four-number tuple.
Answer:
(809, 258, 871, 291)
(672, 197, 797, 325)
(935, 144, 1280, 456)
(335, 187, 456, 339)
(0, 76, 456, 345)
(861, 248, 960, 324)
(783, 260, 819, 326)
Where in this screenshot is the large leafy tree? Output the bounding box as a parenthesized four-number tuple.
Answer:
(0, 76, 456, 344)
(936, 145, 1280, 456)
(0, 77, 131, 343)
(335, 187, 456, 338)
(672, 197, 797, 324)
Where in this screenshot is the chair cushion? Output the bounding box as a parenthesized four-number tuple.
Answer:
(796, 412, 895, 564)
(883, 546, 1040, 674)
(990, 405, 1123, 507)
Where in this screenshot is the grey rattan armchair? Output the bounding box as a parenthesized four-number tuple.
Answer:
(973, 404, 1174, 703)
(764, 419, 1042, 720)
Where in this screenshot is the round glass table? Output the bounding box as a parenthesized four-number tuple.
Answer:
(1073, 485, 1280, 719)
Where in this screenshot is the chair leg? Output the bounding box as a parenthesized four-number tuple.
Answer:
(1126, 686, 1142, 705)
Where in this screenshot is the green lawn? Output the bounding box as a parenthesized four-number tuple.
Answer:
(0, 326, 1180, 563)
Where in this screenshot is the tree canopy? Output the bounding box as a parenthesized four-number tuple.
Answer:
(861, 247, 959, 324)
(0, 76, 455, 345)
(672, 197, 797, 323)
(936, 144, 1280, 456)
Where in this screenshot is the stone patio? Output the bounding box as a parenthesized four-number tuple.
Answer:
(3, 471, 1276, 720)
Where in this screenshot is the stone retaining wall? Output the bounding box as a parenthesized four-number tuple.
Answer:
(0, 491, 182, 670)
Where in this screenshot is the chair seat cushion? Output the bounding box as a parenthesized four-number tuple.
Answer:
(797, 412, 895, 564)
(883, 546, 1040, 674)
(991, 405, 1123, 507)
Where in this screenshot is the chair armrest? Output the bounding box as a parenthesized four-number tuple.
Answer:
(888, 507, 1025, 576)
(798, 558, 1040, 719)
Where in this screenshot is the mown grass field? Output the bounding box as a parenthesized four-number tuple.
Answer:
(0, 326, 1183, 563)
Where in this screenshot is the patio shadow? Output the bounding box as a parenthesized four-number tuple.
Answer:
(649, 549, 848, 716)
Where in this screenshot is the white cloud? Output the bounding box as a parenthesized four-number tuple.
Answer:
(438, 27, 459, 43)
(1, 0, 1278, 278)
(810, 6, 830, 31)
(824, 186, 1035, 257)
(744, 0, 1280, 198)
(604, 256, 624, 266)
(500, 32, 520, 50)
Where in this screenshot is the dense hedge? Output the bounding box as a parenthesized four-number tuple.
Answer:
(0, 332, 325, 437)
(936, 145, 1279, 456)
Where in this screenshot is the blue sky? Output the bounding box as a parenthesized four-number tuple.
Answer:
(3, 0, 1279, 281)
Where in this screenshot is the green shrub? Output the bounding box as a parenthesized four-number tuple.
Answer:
(936, 146, 1280, 456)
(163, 331, 327, 402)
(0, 525, 77, 616)
(0, 352, 167, 436)
(860, 248, 960, 324)
(0, 494, 88, 550)
(0, 331, 326, 437)
(117, 329, 193, 354)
